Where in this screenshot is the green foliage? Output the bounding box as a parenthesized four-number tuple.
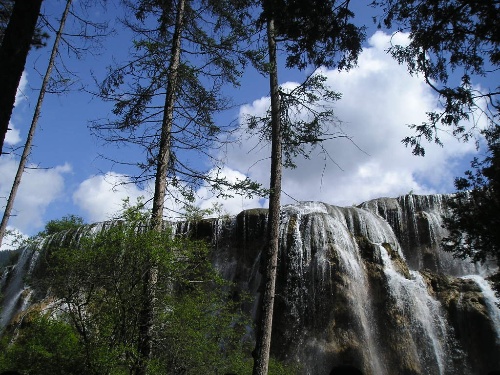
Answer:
(0, 248, 20, 269)
(246, 1, 365, 170)
(0, 0, 13, 44)
(93, 0, 259, 203)
(38, 214, 85, 237)
(1, 201, 278, 374)
(373, 0, 500, 156)
(1, 228, 28, 250)
(0, 0, 48, 48)
(261, 0, 365, 70)
(154, 288, 253, 374)
(0, 314, 86, 374)
(181, 201, 230, 222)
(443, 125, 500, 290)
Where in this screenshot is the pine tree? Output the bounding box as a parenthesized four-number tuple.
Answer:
(0, 0, 73, 250)
(373, 0, 500, 155)
(250, 1, 364, 373)
(0, 0, 14, 43)
(94, 1, 257, 372)
(443, 125, 500, 290)
(94, 0, 257, 225)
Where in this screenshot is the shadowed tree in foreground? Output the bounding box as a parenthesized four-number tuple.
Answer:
(0, 0, 45, 156)
(94, 1, 258, 372)
(442, 125, 500, 291)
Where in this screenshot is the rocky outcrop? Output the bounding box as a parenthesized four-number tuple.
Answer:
(205, 197, 500, 375)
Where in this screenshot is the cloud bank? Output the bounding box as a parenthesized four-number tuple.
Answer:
(4, 72, 28, 147)
(71, 31, 480, 222)
(0, 156, 71, 234)
(22, 30, 480, 227)
(224, 31, 478, 207)
(73, 172, 152, 222)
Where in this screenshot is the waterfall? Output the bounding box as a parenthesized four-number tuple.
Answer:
(0, 248, 38, 331)
(360, 194, 486, 275)
(275, 203, 386, 374)
(462, 275, 500, 343)
(377, 244, 451, 374)
(1, 194, 499, 375)
(319, 213, 384, 375)
(270, 199, 497, 374)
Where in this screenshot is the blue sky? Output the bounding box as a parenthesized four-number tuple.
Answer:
(0, 1, 493, 248)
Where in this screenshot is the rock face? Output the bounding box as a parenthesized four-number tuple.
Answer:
(2, 194, 500, 374)
(204, 195, 500, 375)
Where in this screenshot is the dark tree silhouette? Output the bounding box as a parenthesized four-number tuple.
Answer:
(0, 0, 44, 155)
(251, 1, 364, 373)
(373, 0, 500, 156)
(443, 125, 500, 291)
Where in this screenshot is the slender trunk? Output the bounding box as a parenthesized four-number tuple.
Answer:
(0, 0, 72, 249)
(252, 15, 282, 375)
(151, 0, 186, 230)
(135, 1, 186, 374)
(0, 0, 44, 155)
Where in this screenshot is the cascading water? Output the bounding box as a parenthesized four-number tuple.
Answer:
(1, 194, 499, 375)
(265, 198, 499, 374)
(377, 244, 452, 374)
(0, 247, 38, 332)
(274, 204, 385, 374)
(462, 275, 500, 343)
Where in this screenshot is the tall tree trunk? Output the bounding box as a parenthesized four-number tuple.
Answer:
(151, 0, 186, 230)
(0, 0, 71, 249)
(0, 0, 44, 156)
(135, 1, 186, 374)
(252, 15, 282, 375)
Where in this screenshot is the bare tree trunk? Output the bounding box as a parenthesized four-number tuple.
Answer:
(0, 0, 44, 156)
(252, 15, 282, 375)
(135, 1, 186, 374)
(0, 0, 72, 249)
(151, 0, 186, 230)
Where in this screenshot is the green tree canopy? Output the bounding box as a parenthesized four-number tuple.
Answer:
(38, 214, 85, 237)
(0, 0, 48, 47)
(249, 2, 365, 373)
(262, 0, 364, 70)
(94, 0, 259, 213)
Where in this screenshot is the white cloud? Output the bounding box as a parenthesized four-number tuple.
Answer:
(0, 226, 27, 251)
(67, 31, 485, 223)
(5, 72, 29, 147)
(14, 72, 29, 106)
(73, 167, 268, 223)
(0, 156, 71, 233)
(4, 125, 21, 146)
(194, 166, 266, 216)
(73, 172, 151, 222)
(223, 30, 479, 208)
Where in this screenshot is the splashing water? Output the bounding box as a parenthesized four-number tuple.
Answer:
(282, 203, 386, 374)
